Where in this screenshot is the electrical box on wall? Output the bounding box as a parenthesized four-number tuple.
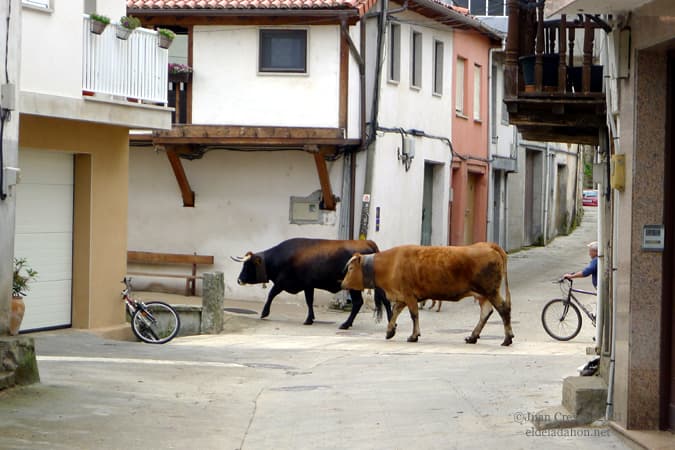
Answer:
(402, 137, 415, 159)
(610, 154, 625, 191)
(642, 224, 665, 252)
(289, 190, 321, 224)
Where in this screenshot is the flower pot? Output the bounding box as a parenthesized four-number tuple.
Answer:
(10, 296, 25, 336)
(158, 34, 173, 49)
(519, 54, 559, 91)
(116, 25, 133, 40)
(90, 20, 108, 35)
(169, 72, 192, 83)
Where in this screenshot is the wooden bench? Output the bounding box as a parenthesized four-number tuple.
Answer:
(127, 251, 215, 296)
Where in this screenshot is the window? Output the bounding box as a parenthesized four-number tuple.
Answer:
(433, 40, 444, 95)
(389, 23, 401, 82)
(411, 31, 422, 89)
(473, 64, 482, 121)
(259, 29, 307, 74)
(452, 1, 506, 16)
(456, 57, 466, 114)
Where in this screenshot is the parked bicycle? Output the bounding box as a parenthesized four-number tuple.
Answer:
(122, 277, 180, 344)
(541, 278, 596, 341)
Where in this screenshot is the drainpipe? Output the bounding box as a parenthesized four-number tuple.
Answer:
(358, 0, 388, 240)
(543, 143, 550, 246)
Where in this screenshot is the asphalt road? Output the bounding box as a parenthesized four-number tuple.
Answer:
(0, 207, 630, 450)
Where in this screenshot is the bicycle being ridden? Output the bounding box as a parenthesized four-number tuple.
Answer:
(122, 277, 180, 344)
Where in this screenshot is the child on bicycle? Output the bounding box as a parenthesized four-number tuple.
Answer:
(564, 241, 598, 288)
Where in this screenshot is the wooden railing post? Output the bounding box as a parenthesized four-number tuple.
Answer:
(583, 15, 594, 93)
(504, 0, 520, 98)
(534, 2, 545, 91)
(558, 15, 567, 93)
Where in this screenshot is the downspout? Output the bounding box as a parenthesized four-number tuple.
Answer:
(487, 47, 496, 242)
(349, 17, 367, 239)
(595, 131, 607, 348)
(359, 0, 389, 240)
(543, 143, 550, 246)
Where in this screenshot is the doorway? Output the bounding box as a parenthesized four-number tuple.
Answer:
(421, 163, 434, 245)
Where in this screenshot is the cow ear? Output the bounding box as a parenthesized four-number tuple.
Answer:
(253, 255, 262, 265)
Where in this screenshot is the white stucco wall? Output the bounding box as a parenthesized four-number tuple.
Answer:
(354, 7, 454, 249)
(192, 25, 345, 129)
(21, 0, 125, 99)
(128, 147, 346, 303)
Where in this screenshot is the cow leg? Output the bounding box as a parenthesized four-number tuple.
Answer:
(493, 295, 515, 346)
(386, 301, 406, 339)
(261, 284, 283, 319)
(407, 300, 421, 342)
(465, 297, 493, 344)
(339, 290, 363, 330)
(303, 288, 315, 325)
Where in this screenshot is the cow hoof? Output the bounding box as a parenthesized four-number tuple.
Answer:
(501, 336, 513, 346)
(407, 336, 419, 343)
(303, 319, 314, 326)
(260, 310, 270, 319)
(338, 322, 351, 330)
(386, 328, 396, 339)
(465, 335, 478, 344)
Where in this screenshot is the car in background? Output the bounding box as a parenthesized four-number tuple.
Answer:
(583, 189, 598, 206)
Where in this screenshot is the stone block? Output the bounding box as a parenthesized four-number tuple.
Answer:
(562, 375, 607, 422)
(201, 272, 224, 334)
(0, 336, 40, 389)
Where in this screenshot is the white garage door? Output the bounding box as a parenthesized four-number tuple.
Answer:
(15, 149, 73, 331)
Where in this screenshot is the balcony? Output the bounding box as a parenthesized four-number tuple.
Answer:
(504, 0, 607, 145)
(82, 16, 168, 105)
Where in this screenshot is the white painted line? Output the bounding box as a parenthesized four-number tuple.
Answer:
(37, 356, 246, 368)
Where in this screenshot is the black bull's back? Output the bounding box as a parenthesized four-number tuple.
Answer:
(235, 238, 392, 328)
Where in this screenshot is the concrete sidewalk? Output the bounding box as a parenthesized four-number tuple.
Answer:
(0, 208, 653, 449)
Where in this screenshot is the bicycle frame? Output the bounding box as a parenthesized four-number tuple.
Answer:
(563, 279, 597, 327)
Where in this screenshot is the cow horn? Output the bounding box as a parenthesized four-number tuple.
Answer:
(230, 254, 251, 262)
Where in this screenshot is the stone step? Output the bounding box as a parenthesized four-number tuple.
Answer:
(562, 375, 608, 423)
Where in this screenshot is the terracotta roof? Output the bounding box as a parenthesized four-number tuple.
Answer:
(126, 0, 503, 40)
(126, 0, 369, 10)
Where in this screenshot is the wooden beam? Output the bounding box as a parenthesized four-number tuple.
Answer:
(152, 125, 354, 146)
(165, 147, 195, 207)
(309, 146, 336, 211)
(339, 22, 349, 131)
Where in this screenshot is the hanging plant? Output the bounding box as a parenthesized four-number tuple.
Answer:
(89, 13, 110, 35)
(157, 28, 176, 49)
(116, 15, 141, 40)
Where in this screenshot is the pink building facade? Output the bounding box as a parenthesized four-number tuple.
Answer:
(450, 28, 499, 245)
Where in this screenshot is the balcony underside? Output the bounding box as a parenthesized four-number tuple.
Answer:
(129, 124, 357, 210)
(504, 95, 606, 145)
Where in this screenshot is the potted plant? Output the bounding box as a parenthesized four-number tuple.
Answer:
(157, 28, 176, 49)
(89, 13, 110, 35)
(117, 15, 141, 40)
(168, 63, 193, 83)
(11, 258, 38, 335)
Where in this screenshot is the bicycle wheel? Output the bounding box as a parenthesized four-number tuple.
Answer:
(131, 301, 180, 344)
(541, 298, 582, 341)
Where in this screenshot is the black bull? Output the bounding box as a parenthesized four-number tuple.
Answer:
(233, 238, 392, 329)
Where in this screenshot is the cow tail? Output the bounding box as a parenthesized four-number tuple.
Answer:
(501, 246, 511, 309)
(373, 288, 384, 322)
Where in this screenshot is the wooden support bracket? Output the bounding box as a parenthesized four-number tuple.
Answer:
(307, 145, 336, 211)
(165, 147, 195, 207)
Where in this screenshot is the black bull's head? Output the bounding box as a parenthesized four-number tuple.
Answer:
(231, 252, 268, 285)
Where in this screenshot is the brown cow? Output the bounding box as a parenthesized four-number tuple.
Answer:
(341, 242, 513, 346)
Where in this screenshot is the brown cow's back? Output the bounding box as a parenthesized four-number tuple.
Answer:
(373, 243, 506, 302)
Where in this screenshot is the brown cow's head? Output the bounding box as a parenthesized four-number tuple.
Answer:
(341, 253, 365, 290)
(232, 252, 268, 285)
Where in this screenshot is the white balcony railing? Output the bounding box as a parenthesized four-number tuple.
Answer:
(82, 16, 168, 104)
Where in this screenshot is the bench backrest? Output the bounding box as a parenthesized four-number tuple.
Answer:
(127, 251, 214, 266)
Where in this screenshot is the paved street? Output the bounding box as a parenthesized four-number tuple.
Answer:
(0, 207, 630, 450)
